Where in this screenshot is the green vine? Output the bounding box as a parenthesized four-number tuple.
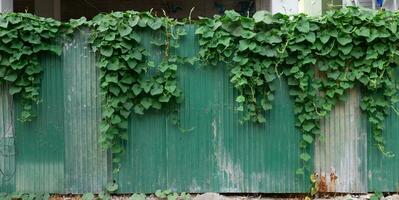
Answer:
(1, 7, 398, 189)
(88, 11, 186, 172)
(0, 192, 50, 200)
(196, 7, 399, 176)
(0, 12, 64, 122)
(196, 10, 286, 123)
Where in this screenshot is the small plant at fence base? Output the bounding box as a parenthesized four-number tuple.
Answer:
(0, 191, 191, 200)
(0, 193, 50, 200)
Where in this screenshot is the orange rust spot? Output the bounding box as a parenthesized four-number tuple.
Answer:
(319, 175, 327, 192)
(329, 172, 338, 192)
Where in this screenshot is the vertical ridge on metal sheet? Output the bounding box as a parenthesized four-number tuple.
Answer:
(15, 54, 65, 193)
(368, 78, 399, 191)
(166, 26, 220, 192)
(118, 26, 308, 193)
(5, 25, 399, 193)
(63, 30, 109, 193)
(315, 89, 367, 193)
(0, 84, 15, 192)
(117, 30, 168, 193)
(217, 73, 307, 193)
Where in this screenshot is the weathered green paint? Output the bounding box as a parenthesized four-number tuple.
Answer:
(9, 31, 110, 193)
(117, 26, 309, 193)
(14, 54, 65, 193)
(0, 84, 15, 193)
(368, 83, 399, 191)
(315, 89, 368, 193)
(62, 30, 110, 193)
(1, 26, 399, 194)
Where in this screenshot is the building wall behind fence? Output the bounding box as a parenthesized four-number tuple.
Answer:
(0, 26, 398, 194)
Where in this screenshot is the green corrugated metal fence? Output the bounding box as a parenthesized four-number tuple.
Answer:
(0, 26, 398, 193)
(0, 84, 15, 193)
(2, 31, 110, 193)
(117, 27, 307, 193)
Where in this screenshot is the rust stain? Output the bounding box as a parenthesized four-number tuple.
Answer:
(319, 175, 327, 192)
(329, 172, 338, 192)
(316, 170, 339, 193)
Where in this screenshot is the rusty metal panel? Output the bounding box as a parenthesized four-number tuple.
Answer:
(0, 84, 15, 192)
(315, 88, 368, 193)
(62, 30, 110, 193)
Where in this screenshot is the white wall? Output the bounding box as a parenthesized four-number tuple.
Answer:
(0, 0, 13, 12)
(271, 0, 299, 14)
(299, 0, 322, 16)
(256, 0, 321, 16)
(383, 0, 399, 10)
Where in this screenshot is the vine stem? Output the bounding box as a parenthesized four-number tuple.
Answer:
(188, 7, 195, 24)
(391, 105, 399, 116)
(313, 102, 323, 116)
(274, 17, 300, 79)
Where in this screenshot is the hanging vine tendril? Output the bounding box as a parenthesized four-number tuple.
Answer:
(88, 11, 187, 172)
(1, 7, 398, 190)
(196, 7, 399, 178)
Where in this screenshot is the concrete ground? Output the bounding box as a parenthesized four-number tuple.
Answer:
(52, 193, 399, 200)
(191, 193, 399, 200)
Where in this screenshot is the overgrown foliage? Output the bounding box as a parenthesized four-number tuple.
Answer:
(88, 11, 186, 172)
(0, 191, 191, 200)
(196, 7, 399, 174)
(0, 12, 64, 122)
(0, 193, 50, 200)
(0, 7, 398, 185)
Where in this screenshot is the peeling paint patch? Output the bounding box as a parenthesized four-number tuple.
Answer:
(189, 179, 201, 192)
(212, 118, 244, 192)
(315, 89, 367, 193)
(212, 118, 217, 139)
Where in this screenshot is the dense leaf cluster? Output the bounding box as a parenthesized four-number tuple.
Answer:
(0, 13, 63, 121)
(196, 11, 287, 123)
(88, 11, 186, 172)
(1, 7, 398, 179)
(0, 193, 50, 200)
(196, 7, 399, 173)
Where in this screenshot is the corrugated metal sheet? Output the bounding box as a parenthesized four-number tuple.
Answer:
(1, 26, 399, 194)
(11, 31, 109, 193)
(117, 26, 309, 193)
(0, 84, 15, 193)
(368, 84, 399, 191)
(62, 30, 110, 193)
(315, 88, 368, 193)
(15, 54, 65, 193)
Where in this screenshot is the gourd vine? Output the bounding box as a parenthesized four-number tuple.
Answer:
(0, 12, 64, 122)
(88, 10, 186, 172)
(196, 7, 399, 175)
(0, 6, 398, 185)
(196, 10, 286, 123)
